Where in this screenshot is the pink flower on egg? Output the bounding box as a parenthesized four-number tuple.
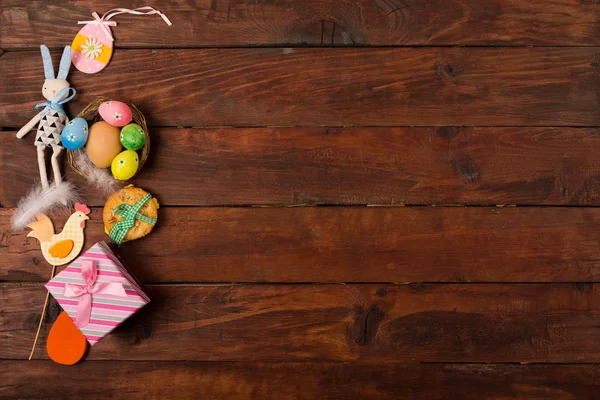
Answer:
(114, 112, 122, 121)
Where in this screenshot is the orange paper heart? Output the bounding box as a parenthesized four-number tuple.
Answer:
(47, 311, 88, 365)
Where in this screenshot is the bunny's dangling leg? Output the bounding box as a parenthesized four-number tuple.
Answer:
(51, 145, 63, 187)
(37, 146, 49, 190)
(50, 146, 66, 204)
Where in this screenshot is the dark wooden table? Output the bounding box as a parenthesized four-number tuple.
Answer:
(2, 1, 600, 398)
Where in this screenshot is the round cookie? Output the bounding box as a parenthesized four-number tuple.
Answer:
(103, 185, 159, 242)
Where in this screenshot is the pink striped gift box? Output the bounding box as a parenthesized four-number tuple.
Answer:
(45, 241, 150, 346)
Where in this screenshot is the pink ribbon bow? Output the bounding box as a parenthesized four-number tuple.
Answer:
(63, 260, 127, 328)
(78, 12, 118, 41)
(78, 7, 172, 42)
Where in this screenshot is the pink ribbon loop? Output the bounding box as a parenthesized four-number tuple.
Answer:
(77, 7, 172, 42)
(63, 260, 127, 328)
(78, 12, 118, 41)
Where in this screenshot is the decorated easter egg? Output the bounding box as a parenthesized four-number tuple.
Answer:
(111, 150, 139, 180)
(99, 101, 132, 127)
(71, 23, 113, 74)
(120, 123, 146, 150)
(86, 121, 122, 168)
(61, 118, 89, 150)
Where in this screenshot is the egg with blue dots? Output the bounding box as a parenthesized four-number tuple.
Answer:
(61, 118, 89, 150)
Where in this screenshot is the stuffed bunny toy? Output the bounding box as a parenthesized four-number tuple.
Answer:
(16, 45, 76, 190)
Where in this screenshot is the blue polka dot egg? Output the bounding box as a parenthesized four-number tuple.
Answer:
(61, 118, 89, 150)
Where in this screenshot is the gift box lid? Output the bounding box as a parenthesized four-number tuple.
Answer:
(45, 241, 150, 345)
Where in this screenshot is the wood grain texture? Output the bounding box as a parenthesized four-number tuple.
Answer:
(2, 48, 600, 128)
(2, 0, 600, 48)
(3, 206, 600, 283)
(2, 361, 600, 399)
(2, 284, 599, 362)
(3, 1, 600, 397)
(4, 127, 600, 207)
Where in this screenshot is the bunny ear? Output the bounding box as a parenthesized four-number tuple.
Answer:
(57, 46, 71, 80)
(40, 45, 55, 79)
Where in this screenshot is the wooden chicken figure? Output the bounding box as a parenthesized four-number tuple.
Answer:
(26, 203, 90, 361)
(26, 203, 90, 266)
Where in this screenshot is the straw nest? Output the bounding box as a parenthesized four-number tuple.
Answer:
(67, 97, 150, 179)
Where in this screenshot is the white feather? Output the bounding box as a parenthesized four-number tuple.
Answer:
(12, 182, 80, 229)
(73, 150, 122, 195)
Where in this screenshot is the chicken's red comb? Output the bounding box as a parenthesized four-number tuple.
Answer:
(75, 203, 90, 215)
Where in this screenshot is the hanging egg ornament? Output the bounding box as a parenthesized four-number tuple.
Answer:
(99, 101, 133, 127)
(86, 121, 122, 168)
(120, 123, 146, 150)
(71, 21, 113, 74)
(111, 150, 139, 180)
(61, 118, 89, 150)
(70, 8, 172, 75)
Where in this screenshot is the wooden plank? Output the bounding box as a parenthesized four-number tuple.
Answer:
(3, 206, 600, 283)
(2, 361, 599, 400)
(2, 0, 599, 48)
(2, 284, 599, 362)
(4, 127, 600, 207)
(2, 48, 599, 128)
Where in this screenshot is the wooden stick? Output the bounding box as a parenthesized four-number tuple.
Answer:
(29, 264, 57, 360)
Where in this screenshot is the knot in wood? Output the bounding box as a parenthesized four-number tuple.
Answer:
(45, 298, 61, 324)
(132, 310, 154, 345)
(353, 304, 384, 345)
(437, 127, 459, 143)
(438, 61, 462, 79)
(450, 153, 480, 183)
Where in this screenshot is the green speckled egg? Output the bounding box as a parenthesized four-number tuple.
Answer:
(120, 123, 146, 151)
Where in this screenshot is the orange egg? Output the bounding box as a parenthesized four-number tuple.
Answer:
(86, 121, 122, 168)
(47, 311, 88, 365)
